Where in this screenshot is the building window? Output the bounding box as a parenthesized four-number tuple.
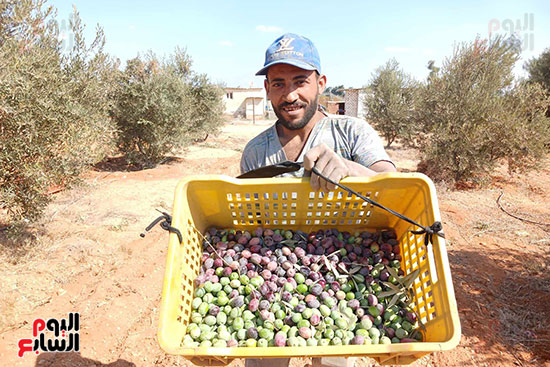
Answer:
(226, 92, 233, 99)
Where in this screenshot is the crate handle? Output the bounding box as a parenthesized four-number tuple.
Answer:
(240, 161, 444, 246)
(140, 209, 183, 244)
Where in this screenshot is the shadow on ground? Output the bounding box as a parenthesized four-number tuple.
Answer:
(0, 224, 45, 262)
(35, 352, 136, 367)
(93, 156, 183, 172)
(448, 246, 550, 364)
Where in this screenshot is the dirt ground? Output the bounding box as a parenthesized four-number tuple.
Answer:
(1, 119, 549, 367)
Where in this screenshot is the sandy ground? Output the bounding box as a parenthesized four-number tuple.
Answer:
(0, 119, 549, 367)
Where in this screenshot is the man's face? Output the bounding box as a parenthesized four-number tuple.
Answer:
(265, 63, 326, 130)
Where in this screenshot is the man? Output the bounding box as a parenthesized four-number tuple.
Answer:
(240, 33, 396, 367)
(240, 33, 396, 190)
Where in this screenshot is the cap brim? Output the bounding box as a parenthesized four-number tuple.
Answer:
(256, 59, 317, 76)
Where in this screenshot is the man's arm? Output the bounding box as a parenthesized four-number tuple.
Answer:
(303, 143, 396, 192)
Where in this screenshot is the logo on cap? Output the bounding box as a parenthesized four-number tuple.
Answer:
(276, 37, 294, 52)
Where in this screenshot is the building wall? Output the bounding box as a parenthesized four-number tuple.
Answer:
(357, 91, 367, 119)
(223, 89, 265, 118)
(344, 89, 367, 119)
(344, 89, 359, 117)
(245, 98, 265, 119)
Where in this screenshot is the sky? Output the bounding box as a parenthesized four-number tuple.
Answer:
(47, 0, 550, 88)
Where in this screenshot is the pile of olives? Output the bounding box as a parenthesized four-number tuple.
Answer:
(183, 227, 422, 348)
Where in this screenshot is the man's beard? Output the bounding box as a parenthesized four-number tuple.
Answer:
(274, 95, 319, 130)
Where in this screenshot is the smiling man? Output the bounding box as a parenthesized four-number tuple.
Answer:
(240, 33, 396, 191)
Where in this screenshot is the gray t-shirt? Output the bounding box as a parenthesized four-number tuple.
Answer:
(240, 114, 392, 177)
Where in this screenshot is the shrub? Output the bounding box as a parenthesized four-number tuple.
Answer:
(525, 47, 550, 92)
(0, 1, 117, 223)
(363, 59, 420, 147)
(416, 36, 550, 184)
(113, 49, 224, 167)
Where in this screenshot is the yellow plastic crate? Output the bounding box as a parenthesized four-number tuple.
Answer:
(158, 173, 461, 365)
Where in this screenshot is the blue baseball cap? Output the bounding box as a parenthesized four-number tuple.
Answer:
(256, 33, 321, 76)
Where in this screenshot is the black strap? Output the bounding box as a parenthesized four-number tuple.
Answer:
(237, 161, 303, 178)
(310, 166, 444, 246)
(140, 210, 183, 243)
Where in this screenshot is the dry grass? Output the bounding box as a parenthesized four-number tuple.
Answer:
(495, 260, 550, 352)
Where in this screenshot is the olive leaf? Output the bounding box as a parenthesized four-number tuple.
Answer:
(296, 232, 308, 241)
(387, 292, 402, 309)
(350, 276, 359, 292)
(323, 256, 342, 279)
(352, 274, 365, 284)
(349, 266, 361, 275)
(378, 289, 402, 299)
(340, 313, 358, 330)
(379, 266, 421, 308)
(403, 269, 420, 289)
(381, 281, 401, 292)
(279, 239, 297, 246)
(386, 266, 400, 280)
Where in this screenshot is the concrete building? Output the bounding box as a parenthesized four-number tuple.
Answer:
(344, 88, 368, 118)
(223, 88, 268, 120)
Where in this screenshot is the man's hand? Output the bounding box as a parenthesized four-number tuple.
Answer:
(303, 144, 351, 192)
(303, 143, 396, 192)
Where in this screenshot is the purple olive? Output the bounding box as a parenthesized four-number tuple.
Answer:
(250, 254, 262, 265)
(310, 314, 321, 326)
(310, 284, 323, 296)
(348, 299, 360, 310)
(249, 298, 259, 312)
(368, 294, 378, 306)
(299, 327, 312, 339)
(209, 305, 220, 316)
(266, 292, 277, 303)
(307, 299, 320, 309)
(274, 332, 286, 347)
(384, 327, 395, 339)
(247, 327, 259, 339)
(230, 296, 244, 308)
(295, 304, 306, 313)
(294, 248, 306, 259)
(204, 258, 214, 269)
(259, 283, 269, 296)
(282, 291, 292, 302)
(300, 266, 311, 278)
(406, 312, 417, 323)
(262, 269, 272, 280)
(288, 253, 298, 264)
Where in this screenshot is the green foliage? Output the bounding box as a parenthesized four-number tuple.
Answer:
(113, 49, 224, 167)
(0, 0, 117, 223)
(363, 59, 419, 147)
(323, 85, 345, 97)
(525, 47, 550, 92)
(416, 36, 550, 184)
